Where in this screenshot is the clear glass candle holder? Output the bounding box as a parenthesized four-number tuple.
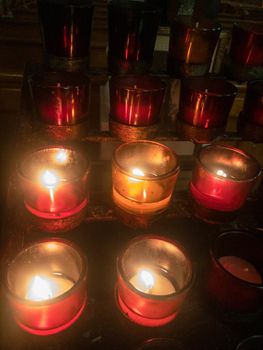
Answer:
(29, 72, 90, 127)
(207, 231, 263, 314)
(177, 78, 237, 143)
(236, 335, 263, 350)
(116, 235, 193, 327)
(18, 146, 89, 232)
(112, 141, 180, 227)
(108, 0, 160, 75)
(37, 0, 94, 71)
(4, 238, 88, 335)
(238, 80, 263, 143)
(190, 144, 261, 223)
(167, 17, 221, 77)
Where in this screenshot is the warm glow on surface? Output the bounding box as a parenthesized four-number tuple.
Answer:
(216, 169, 227, 178)
(41, 170, 59, 187)
(26, 275, 56, 301)
(45, 242, 59, 252)
(132, 168, 145, 177)
(55, 150, 68, 164)
(139, 270, 155, 292)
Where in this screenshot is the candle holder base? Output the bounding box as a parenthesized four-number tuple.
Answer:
(224, 56, 263, 82)
(176, 119, 224, 144)
(34, 119, 90, 142)
(24, 200, 87, 233)
(238, 113, 263, 143)
(167, 60, 210, 78)
(108, 57, 151, 75)
(189, 194, 239, 224)
(45, 54, 90, 72)
(116, 288, 177, 328)
(113, 203, 167, 229)
(109, 119, 159, 142)
(14, 295, 87, 336)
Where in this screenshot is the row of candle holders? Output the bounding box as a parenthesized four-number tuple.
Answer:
(37, 0, 263, 80)
(28, 71, 263, 144)
(4, 141, 262, 338)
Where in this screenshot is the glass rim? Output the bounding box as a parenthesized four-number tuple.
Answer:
(235, 335, 263, 350)
(110, 75, 166, 93)
(172, 16, 221, 32)
(28, 71, 89, 90)
(4, 238, 88, 305)
(117, 234, 194, 300)
(196, 144, 261, 183)
(181, 78, 237, 97)
(112, 140, 180, 181)
(17, 145, 89, 184)
(210, 230, 263, 288)
(108, 0, 160, 13)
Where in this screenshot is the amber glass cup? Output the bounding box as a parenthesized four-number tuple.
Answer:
(108, 0, 160, 74)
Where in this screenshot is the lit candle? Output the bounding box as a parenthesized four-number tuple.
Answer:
(218, 256, 262, 284)
(5, 239, 88, 335)
(112, 141, 179, 221)
(116, 236, 193, 327)
(129, 268, 176, 296)
(19, 146, 89, 222)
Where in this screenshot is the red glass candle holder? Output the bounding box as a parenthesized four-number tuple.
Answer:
(109, 75, 166, 141)
(4, 238, 88, 335)
(177, 78, 237, 143)
(190, 144, 261, 223)
(238, 80, 263, 143)
(167, 17, 221, 78)
(207, 231, 263, 314)
(18, 146, 89, 232)
(108, 0, 160, 75)
(116, 235, 193, 327)
(112, 141, 180, 228)
(37, 0, 94, 72)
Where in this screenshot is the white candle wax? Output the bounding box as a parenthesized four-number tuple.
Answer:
(26, 274, 74, 301)
(218, 256, 262, 284)
(129, 269, 176, 296)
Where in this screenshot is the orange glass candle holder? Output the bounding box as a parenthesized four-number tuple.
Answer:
(116, 235, 193, 327)
(190, 144, 261, 223)
(18, 146, 89, 232)
(4, 238, 88, 336)
(207, 231, 263, 314)
(112, 141, 180, 228)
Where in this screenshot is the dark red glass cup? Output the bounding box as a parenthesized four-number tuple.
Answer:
(177, 78, 237, 142)
(37, 0, 94, 71)
(116, 235, 193, 327)
(207, 231, 263, 314)
(108, 0, 160, 75)
(239, 80, 263, 142)
(110, 75, 166, 126)
(229, 23, 263, 66)
(167, 17, 221, 77)
(29, 72, 90, 126)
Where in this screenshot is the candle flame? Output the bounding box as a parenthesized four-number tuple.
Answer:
(139, 269, 155, 293)
(216, 169, 227, 178)
(41, 170, 59, 188)
(55, 149, 68, 164)
(27, 275, 55, 301)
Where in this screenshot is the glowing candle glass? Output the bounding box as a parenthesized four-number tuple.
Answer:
(112, 141, 179, 227)
(207, 231, 263, 313)
(5, 238, 88, 335)
(190, 144, 261, 221)
(167, 17, 221, 77)
(108, 0, 160, 74)
(18, 146, 89, 231)
(177, 78, 237, 143)
(116, 235, 193, 327)
(29, 72, 90, 126)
